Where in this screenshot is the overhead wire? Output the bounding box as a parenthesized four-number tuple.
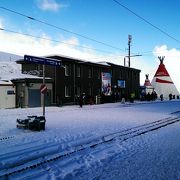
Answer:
(0, 28, 115, 54)
(0, 6, 125, 52)
(1, 27, 179, 61)
(112, 0, 180, 44)
(1, 5, 180, 59)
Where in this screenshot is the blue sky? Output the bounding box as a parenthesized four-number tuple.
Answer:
(0, 0, 180, 89)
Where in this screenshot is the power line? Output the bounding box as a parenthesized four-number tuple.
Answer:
(2, 7, 180, 59)
(2, 26, 180, 59)
(0, 6, 125, 52)
(2, 27, 179, 58)
(112, 0, 180, 44)
(0, 28, 115, 54)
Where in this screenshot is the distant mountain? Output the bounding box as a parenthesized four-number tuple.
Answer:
(0, 51, 22, 77)
(0, 51, 22, 61)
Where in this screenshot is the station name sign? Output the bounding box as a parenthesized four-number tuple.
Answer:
(24, 55, 61, 66)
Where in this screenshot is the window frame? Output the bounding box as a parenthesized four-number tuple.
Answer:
(76, 65, 81, 77)
(88, 67, 93, 78)
(65, 64, 71, 76)
(65, 85, 71, 97)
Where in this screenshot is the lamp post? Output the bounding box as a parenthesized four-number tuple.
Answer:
(124, 54, 142, 67)
(128, 35, 132, 67)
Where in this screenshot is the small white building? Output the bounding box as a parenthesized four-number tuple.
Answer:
(0, 73, 53, 108)
(0, 80, 16, 109)
(11, 74, 53, 108)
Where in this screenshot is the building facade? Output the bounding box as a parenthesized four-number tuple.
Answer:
(11, 78, 53, 108)
(17, 55, 141, 106)
(0, 80, 16, 109)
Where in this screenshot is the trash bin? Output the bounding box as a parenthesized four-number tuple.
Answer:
(17, 115, 46, 131)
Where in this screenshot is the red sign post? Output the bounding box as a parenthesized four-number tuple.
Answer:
(40, 84, 48, 94)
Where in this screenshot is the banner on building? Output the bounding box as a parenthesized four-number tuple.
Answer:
(118, 80, 126, 88)
(102, 72, 112, 96)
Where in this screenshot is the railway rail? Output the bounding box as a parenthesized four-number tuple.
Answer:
(0, 116, 180, 178)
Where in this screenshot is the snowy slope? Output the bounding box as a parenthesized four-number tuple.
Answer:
(0, 51, 22, 62)
(0, 51, 22, 80)
(0, 101, 180, 179)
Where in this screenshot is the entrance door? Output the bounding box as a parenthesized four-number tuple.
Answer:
(28, 89, 41, 107)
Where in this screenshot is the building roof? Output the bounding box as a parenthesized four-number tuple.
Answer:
(16, 54, 141, 71)
(0, 73, 52, 84)
(0, 80, 13, 85)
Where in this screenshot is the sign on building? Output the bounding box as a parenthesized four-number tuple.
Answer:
(118, 80, 126, 88)
(101, 72, 112, 96)
(24, 55, 61, 66)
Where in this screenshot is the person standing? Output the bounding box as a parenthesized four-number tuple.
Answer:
(79, 93, 86, 108)
(160, 94, 163, 101)
(79, 94, 83, 108)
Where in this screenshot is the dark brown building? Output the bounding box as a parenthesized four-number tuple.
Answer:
(17, 55, 140, 106)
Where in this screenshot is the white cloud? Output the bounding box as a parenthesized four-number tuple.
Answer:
(36, 0, 67, 12)
(0, 27, 97, 60)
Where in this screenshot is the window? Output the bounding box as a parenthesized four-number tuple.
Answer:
(97, 70, 101, 79)
(76, 65, 81, 77)
(88, 67, 93, 78)
(65, 85, 71, 97)
(76, 86, 81, 96)
(65, 64, 71, 76)
(89, 87, 93, 96)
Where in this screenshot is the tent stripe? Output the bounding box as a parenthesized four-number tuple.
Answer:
(155, 78, 173, 84)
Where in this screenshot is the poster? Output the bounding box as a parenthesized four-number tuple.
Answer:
(102, 72, 112, 96)
(118, 80, 126, 88)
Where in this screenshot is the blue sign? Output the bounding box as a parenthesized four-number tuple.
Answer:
(24, 55, 61, 66)
(118, 80, 126, 88)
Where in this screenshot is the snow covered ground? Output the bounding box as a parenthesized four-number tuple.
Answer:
(0, 100, 180, 179)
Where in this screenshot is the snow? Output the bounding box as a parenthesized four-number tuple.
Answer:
(0, 51, 22, 62)
(0, 100, 180, 179)
(0, 51, 48, 81)
(0, 80, 13, 85)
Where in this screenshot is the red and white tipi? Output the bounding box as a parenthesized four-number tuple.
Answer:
(151, 56, 179, 99)
(144, 74, 154, 94)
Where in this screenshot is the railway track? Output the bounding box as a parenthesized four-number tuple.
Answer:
(0, 116, 180, 178)
(0, 136, 14, 142)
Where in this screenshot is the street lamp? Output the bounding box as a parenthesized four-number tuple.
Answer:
(124, 54, 142, 67)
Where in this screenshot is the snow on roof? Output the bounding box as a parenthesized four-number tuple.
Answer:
(0, 73, 52, 83)
(0, 80, 13, 85)
(95, 61, 111, 66)
(10, 73, 43, 80)
(0, 60, 51, 82)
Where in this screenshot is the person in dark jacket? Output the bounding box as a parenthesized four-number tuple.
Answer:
(160, 94, 163, 101)
(79, 93, 86, 108)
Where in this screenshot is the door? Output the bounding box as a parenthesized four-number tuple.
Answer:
(28, 89, 41, 107)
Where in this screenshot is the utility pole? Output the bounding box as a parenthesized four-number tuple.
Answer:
(42, 64, 45, 116)
(128, 35, 132, 67)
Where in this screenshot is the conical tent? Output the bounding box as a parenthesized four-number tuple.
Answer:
(144, 74, 154, 94)
(151, 56, 179, 99)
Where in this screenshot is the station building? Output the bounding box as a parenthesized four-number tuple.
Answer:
(16, 55, 141, 106)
